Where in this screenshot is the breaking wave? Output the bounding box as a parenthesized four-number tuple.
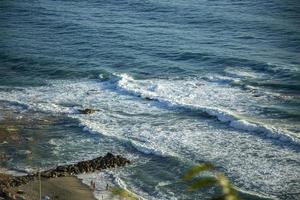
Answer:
(115, 73, 300, 147)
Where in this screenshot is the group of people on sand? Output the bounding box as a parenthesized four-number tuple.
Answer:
(90, 180, 110, 191)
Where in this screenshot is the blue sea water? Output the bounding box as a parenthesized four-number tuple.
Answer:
(0, 0, 300, 199)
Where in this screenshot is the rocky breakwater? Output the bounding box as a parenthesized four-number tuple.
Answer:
(41, 152, 130, 178)
(0, 153, 130, 197)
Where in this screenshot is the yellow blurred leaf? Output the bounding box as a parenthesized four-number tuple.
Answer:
(183, 163, 214, 181)
(111, 187, 139, 200)
(188, 177, 217, 192)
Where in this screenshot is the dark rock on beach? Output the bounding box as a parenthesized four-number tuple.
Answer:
(0, 153, 130, 194)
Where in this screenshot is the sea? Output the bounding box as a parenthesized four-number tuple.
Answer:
(0, 0, 300, 199)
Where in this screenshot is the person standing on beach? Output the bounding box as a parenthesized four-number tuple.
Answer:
(93, 181, 96, 191)
(90, 180, 96, 191)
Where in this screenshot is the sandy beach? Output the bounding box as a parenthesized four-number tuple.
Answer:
(6, 176, 96, 200)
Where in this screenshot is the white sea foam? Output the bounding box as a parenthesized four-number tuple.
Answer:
(203, 74, 241, 84)
(0, 75, 298, 146)
(0, 78, 298, 146)
(77, 119, 168, 157)
(224, 67, 267, 79)
(130, 141, 166, 156)
(115, 73, 300, 147)
(0, 78, 299, 199)
(0, 75, 291, 140)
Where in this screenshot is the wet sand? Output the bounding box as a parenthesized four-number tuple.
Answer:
(6, 176, 96, 200)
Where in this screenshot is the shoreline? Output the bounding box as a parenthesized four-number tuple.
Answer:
(4, 176, 97, 200)
(0, 153, 131, 199)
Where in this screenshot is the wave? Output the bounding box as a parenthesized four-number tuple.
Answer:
(0, 79, 169, 158)
(110, 172, 146, 200)
(1, 77, 299, 199)
(77, 118, 169, 157)
(130, 141, 168, 156)
(0, 75, 299, 148)
(157, 50, 300, 77)
(237, 188, 279, 200)
(202, 75, 241, 85)
(114, 73, 300, 147)
(76, 122, 280, 200)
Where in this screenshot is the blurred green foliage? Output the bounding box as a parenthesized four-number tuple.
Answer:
(111, 163, 239, 200)
(111, 187, 139, 200)
(183, 163, 240, 200)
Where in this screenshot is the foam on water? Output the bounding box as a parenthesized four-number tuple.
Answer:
(2, 0, 300, 198)
(224, 67, 268, 80)
(116, 73, 300, 147)
(130, 141, 167, 156)
(1, 73, 297, 148)
(203, 74, 241, 85)
(77, 118, 170, 157)
(0, 78, 299, 199)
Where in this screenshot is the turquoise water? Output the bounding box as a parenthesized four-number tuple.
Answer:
(0, 0, 300, 199)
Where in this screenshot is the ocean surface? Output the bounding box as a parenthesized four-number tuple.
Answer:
(0, 0, 300, 199)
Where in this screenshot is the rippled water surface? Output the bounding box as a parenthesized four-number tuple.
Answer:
(0, 0, 300, 199)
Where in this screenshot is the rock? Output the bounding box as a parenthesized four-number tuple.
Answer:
(144, 97, 153, 100)
(41, 171, 51, 178)
(0, 153, 130, 191)
(78, 109, 97, 114)
(56, 166, 67, 172)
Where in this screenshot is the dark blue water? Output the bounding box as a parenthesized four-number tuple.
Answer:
(1, 0, 300, 199)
